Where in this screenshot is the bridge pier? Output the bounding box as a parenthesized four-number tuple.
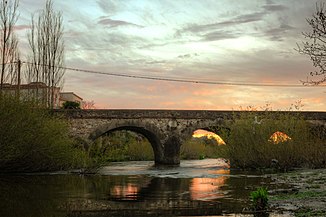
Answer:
(155, 134, 182, 165)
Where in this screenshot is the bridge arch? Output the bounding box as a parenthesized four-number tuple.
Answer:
(180, 119, 229, 142)
(88, 120, 165, 163)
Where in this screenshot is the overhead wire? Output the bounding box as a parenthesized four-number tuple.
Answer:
(20, 61, 325, 88)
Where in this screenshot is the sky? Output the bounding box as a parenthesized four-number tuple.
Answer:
(14, 0, 326, 110)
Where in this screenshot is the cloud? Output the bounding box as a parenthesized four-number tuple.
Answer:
(182, 12, 265, 34)
(262, 4, 288, 12)
(264, 23, 295, 41)
(182, 12, 265, 33)
(97, 17, 143, 28)
(175, 11, 266, 42)
(97, 0, 121, 15)
(202, 30, 241, 41)
(177, 53, 198, 59)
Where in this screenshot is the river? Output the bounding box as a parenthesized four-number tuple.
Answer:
(0, 159, 292, 217)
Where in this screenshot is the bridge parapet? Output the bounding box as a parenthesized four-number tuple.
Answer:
(54, 109, 326, 120)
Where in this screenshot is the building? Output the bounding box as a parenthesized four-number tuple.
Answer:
(1, 82, 83, 109)
(1, 82, 61, 108)
(59, 92, 83, 108)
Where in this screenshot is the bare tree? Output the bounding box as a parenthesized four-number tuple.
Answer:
(0, 0, 19, 90)
(297, 3, 326, 85)
(82, 100, 96, 109)
(27, 0, 65, 108)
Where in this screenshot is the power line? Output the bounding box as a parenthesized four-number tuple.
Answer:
(21, 61, 325, 88)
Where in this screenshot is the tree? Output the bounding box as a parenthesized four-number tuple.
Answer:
(0, 0, 20, 90)
(297, 3, 326, 85)
(27, 0, 65, 107)
(82, 100, 96, 109)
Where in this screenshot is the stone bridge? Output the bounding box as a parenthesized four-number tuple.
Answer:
(55, 110, 326, 165)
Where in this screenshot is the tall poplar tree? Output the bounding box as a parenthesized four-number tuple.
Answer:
(0, 0, 19, 90)
(27, 0, 65, 108)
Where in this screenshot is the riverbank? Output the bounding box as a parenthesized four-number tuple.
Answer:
(270, 168, 326, 217)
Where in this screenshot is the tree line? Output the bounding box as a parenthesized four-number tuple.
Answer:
(0, 0, 64, 109)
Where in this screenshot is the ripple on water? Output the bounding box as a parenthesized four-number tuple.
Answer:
(98, 158, 230, 178)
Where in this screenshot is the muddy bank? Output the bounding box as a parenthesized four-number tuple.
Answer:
(270, 169, 326, 216)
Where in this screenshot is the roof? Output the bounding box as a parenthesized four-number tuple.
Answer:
(59, 92, 83, 101)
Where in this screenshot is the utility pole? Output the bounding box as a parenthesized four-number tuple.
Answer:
(17, 59, 21, 99)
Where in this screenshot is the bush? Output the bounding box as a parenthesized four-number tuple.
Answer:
(0, 94, 87, 172)
(62, 101, 80, 109)
(181, 138, 227, 160)
(225, 111, 326, 170)
(89, 131, 154, 163)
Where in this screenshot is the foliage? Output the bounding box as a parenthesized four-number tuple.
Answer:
(250, 187, 269, 211)
(0, 94, 87, 172)
(62, 101, 80, 109)
(297, 3, 326, 85)
(224, 110, 326, 170)
(89, 131, 154, 164)
(180, 138, 227, 160)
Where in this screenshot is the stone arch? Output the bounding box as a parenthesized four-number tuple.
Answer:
(88, 119, 164, 163)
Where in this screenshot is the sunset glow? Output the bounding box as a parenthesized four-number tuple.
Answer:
(190, 169, 230, 201)
(12, 1, 326, 110)
(192, 129, 226, 145)
(112, 184, 139, 200)
(269, 131, 292, 144)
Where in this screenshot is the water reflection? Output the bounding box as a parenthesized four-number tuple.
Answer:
(0, 159, 288, 217)
(190, 169, 230, 201)
(112, 183, 139, 200)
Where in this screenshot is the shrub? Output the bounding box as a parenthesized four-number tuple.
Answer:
(0, 94, 87, 172)
(250, 187, 269, 211)
(89, 131, 154, 163)
(62, 101, 80, 109)
(225, 111, 326, 170)
(181, 138, 227, 160)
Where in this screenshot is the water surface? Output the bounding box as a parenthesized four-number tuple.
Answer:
(0, 159, 291, 217)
